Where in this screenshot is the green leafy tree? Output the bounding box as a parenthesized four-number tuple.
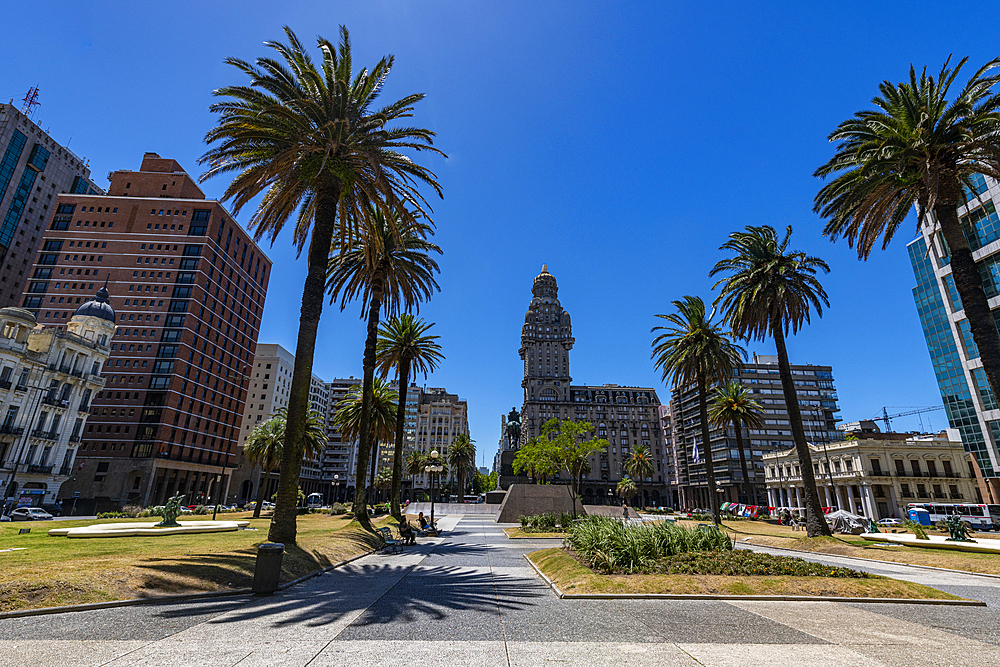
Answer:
(333, 378, 398, 528)
(200, 26, 443, 544)
(328, 210, 441, 528)
(376, 314, 444, 519)
(515, 418, 607, 518)
(708, 381, 765, 506)
(710, 225, 831, 537)
(447, 433, 476, 500)
(651, 296, 745, 526)
(815, 56, 1000, 414)
(373, 467, 393, 503)
(624, 444, 654, 509)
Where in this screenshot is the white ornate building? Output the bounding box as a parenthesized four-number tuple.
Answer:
(0, 286, 113, 511)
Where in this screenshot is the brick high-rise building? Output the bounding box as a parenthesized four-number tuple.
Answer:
(0, 102, 101, 308)
(28, 153, 271, 511)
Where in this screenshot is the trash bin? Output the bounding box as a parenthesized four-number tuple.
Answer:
(252, 542, 284, 595)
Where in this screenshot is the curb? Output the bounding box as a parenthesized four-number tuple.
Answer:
(736, 541, 1000, 580)
(0, 547, 378, 621)
(522, 554, 986, 606)
(502, 530, 566, 540)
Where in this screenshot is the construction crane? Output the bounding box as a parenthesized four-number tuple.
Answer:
(875, 406, 945, 433)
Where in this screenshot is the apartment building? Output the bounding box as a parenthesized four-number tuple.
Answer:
(669, 354, 840, 510)
(40, 153, 271, 511)
(0, 102, 101, 307)
(0, 289, 112, 511)
(410, 387, 470, 493)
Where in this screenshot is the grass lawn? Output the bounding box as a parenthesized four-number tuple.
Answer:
(712, 519, 1000, 575)
(0, 512, 391, 613)
(527, 548, 963, 599)
(503, 527, 566, 539)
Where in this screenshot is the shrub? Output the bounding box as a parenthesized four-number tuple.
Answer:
(329, 503, 348, 516)
(121, 504, 143, 518)
(688, 512, 714, 522)
(565, 516, 733, 573)
(558, 512, 575, 529)
(903, 519, 930, 540)
(651, 550, 872, 578)
(96, 512, 127, 519)
(192, 505, 209, 515)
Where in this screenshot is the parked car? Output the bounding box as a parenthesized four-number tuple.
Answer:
(0, 514, 10, 522)
(9, 507, 54, 521)
(877, 518, 902, 527)
(41, 504, 63, 517)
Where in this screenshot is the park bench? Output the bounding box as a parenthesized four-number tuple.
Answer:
(377, 527, 403, 554)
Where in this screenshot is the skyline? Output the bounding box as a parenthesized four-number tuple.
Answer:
(6, 2, 997, 468)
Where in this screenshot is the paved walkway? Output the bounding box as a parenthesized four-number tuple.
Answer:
(3, 515, 1000, 665)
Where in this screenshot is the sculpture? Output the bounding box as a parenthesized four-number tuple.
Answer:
(505, 407, 522, 450)
(944, 514, 976, 542)
(155, 494, 185, 527)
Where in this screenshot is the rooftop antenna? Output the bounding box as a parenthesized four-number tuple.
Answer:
(20, 87, 40, 117)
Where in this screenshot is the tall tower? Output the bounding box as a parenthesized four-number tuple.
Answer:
(520, 265, 574, 404)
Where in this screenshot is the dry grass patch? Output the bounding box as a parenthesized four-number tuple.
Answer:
(503, 527, 566, 539)
(528, 548, 962, 600)
(0, 513, 392, 613)
(718, 520, 1000, 575)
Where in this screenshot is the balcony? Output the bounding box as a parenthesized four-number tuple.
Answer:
(0, 424, 24, 436)
(14, 384, 27, 392)
(951, 493, 965, 500)
(69, 434, 81, 443)
(0, 379, 10, 390)
(27, 464, 53, 474)
(58, 465, 71, 476)
(42, 396, 69, 408)
(30, 429, 58, 440)
(78, 403, 89, 412)
(69, 369, 83, 378)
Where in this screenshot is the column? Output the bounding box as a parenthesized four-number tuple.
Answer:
(794, 486, 802, 508)
(822, 486, 832, 507)
(888, 483, 901, 518)
(861, 485, 876, 519)
(767, 488, 775, 508)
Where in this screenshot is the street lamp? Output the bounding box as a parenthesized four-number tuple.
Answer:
(331, 474, 340, 505)
(424, 450, 443, 529)
(211, 474, 223, 520)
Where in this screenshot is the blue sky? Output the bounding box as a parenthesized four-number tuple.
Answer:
(4, 2, 998, 467)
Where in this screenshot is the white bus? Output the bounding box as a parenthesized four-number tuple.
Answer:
(306, 493, 324, 510)
(907, 503, 1000, 531)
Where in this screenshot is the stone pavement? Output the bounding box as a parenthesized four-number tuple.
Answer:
(2, 515, 1000, 666)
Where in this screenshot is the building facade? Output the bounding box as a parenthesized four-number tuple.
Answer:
(37, 153, 271, 511)
(668, 355, 840, 510)
(504, 266, 668, 506)
(0, 103, 101, 308)
(410, 387, 470, 496)
(0, 289, 113, 511)
(762, 432, 981, 520)
(907, 172, 1000, 503)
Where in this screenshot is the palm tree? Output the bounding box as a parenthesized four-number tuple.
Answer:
(616, 477, 637, 508)
(709, 225, 831, 537)
(815, 56, 1000, 410)
(376, 314, 444, 519)
(199, 26, 443, 545)
(446, 434, 476, 501)
(651, 296, 745, 526)
(328, 210, 441, 528)
(624, 444, 654, 509)
(708, 381, 764, 506)
(244, 409, 327, 518)
(333, 378, 398, 528)
(244, 418, 283, 519)
(373, 467, 393, 503)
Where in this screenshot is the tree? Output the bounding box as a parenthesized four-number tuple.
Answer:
(616, 477, 637, 507)
(243, 409, 327, 519)
(376, 314, 444, 519)
(243, 418, 284, 519)
(624, 444, 654, 509)
(710, 225, 831, 537)
(471, 471, 495, 495)
(328, 210, 441, 528)
(200, 26, 443, 545)
(446, 433, 476, 501)
(514, 418, 607, 518)
(373, 467, 393, 503)
(651, 296, 745, 526)
(333, 378, 397, 527)
(815, 56, 1000, 417)
(708, 381, 764, 506)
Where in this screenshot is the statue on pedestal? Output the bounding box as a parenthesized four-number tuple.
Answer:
(944, 514, 976, 542)
(156, 495, 185, 527)
(505, 407, 522, 450)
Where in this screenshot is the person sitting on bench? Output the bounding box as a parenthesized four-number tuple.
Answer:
(398, 517, 416, 545)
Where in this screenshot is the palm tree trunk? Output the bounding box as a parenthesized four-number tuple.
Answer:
(267, 185, 340, 545)
(732, 418, 753, 505)
(773, 322, 830, 537)
(937, 204, 1000, 425)
(351, 271, 386, 531)
(697, 364, 721, 526)
(390, 358, 410, 520)
(252, 465, 263, 519)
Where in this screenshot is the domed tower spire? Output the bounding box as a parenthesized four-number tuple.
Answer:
(519, 265, 574, 407)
